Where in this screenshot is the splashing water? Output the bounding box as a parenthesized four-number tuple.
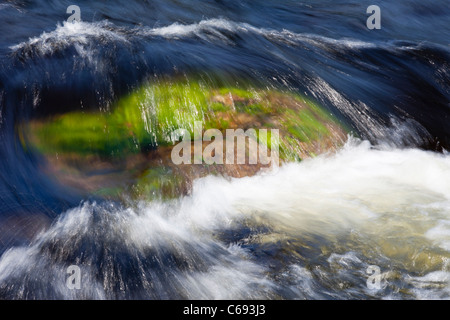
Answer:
(0, 1, 449, 300)
(1, 139, 449, 299)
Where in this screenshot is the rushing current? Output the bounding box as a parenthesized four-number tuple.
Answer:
(0, 0, 449, 299)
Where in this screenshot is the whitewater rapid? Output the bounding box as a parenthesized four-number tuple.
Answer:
(0, 138, 449, 299)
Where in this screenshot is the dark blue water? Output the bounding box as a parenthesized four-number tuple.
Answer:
(0, 1, 449, 299)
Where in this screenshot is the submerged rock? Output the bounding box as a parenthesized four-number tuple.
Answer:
(21, 77, 349, 200)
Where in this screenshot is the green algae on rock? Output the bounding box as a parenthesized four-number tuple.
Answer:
(27, 79, 347, 159)
(21, 78, 349, 199)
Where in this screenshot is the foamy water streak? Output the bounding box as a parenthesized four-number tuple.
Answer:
(141, 18, 377, 49)
(0, 138, 449, 299)
(10, 20, 129, 54)
(10, 18, 384, 58)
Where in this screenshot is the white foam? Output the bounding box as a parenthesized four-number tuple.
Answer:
(141, 18, 376, 50)
(282, 264, 321, 299)
(1, 139, 450, 298)
(426, 220, 450, 251)
(10, 21, 128, 55)
(10, 17, 380, 59)
(408, 270, 450, 299)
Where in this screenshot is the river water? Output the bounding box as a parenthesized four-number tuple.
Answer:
(0, 0, 449, 299)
